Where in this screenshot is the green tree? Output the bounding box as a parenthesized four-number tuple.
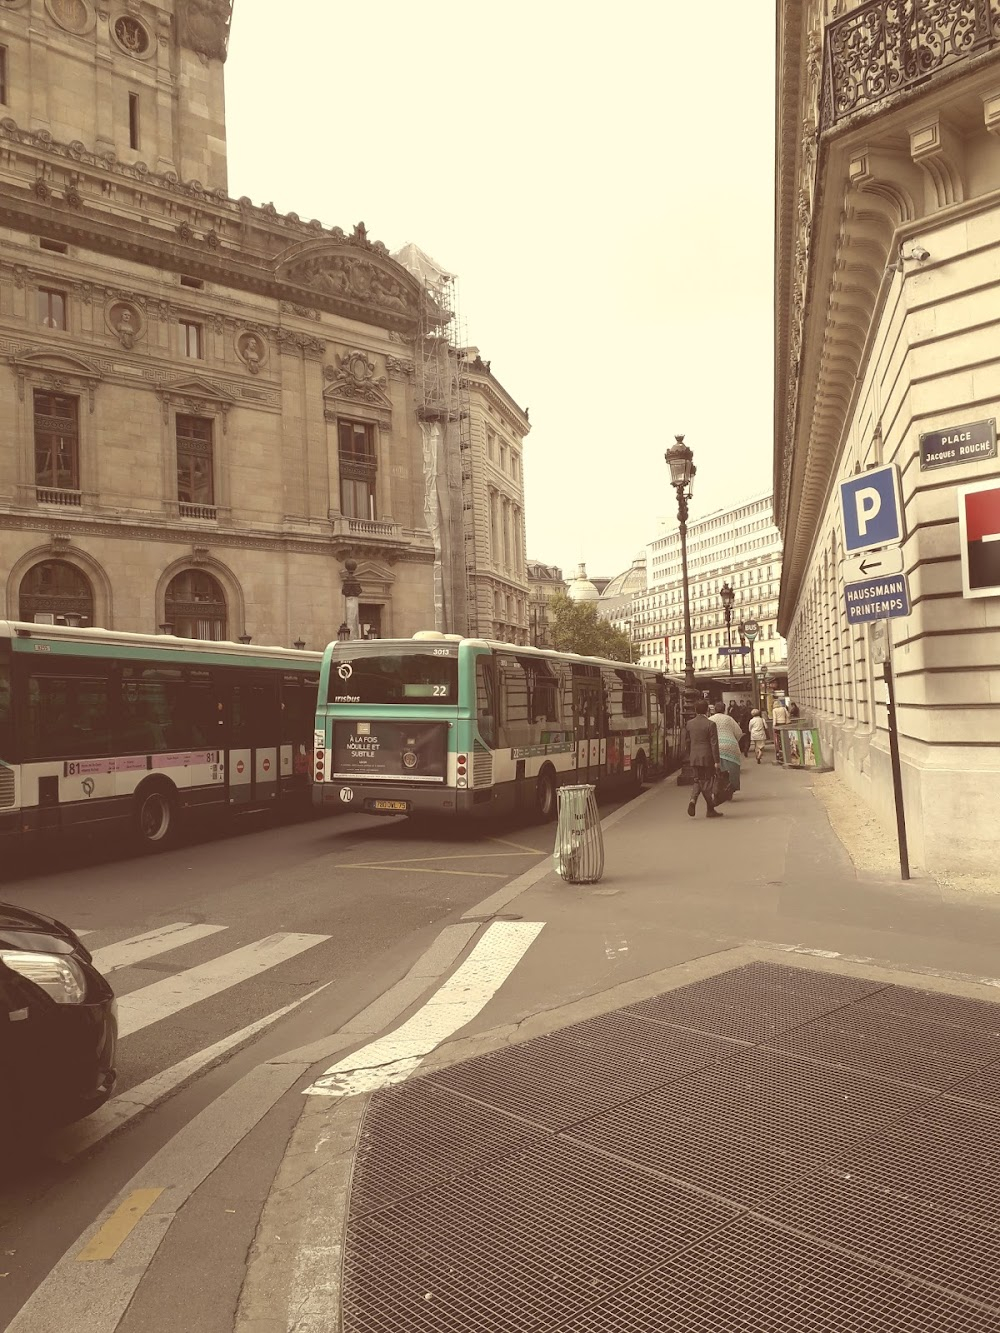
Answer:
(547, 594, 637, 662)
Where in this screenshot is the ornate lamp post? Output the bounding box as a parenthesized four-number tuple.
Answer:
(720, 582, 734, 682)
(665, 434, 697, 713)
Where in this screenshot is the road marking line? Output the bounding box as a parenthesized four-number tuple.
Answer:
(75, 1189, 163, 1262)
(74, 929, 95, 938)
(116, 932, 330, 1038)
(489, 835, 547, 854)
(335, 863, 507, 879)
(49, 982, 333, 1162)
(89, 923, 228, 976)
(358, 851, 545, 864)
(304, 919, 545, 1097)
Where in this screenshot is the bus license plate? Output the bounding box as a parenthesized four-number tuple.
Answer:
(371, 799, 409, 812)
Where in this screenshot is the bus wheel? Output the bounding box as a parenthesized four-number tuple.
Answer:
(535, 768, 557, 822)
(633, 753, 648, 791)
(135, 784, 177, 848)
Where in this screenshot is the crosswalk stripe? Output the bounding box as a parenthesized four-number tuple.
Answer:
(89, 923, 228, 976)
(116, 932, 330, 1039)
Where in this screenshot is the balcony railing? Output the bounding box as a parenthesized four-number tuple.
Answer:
(822, 0, 1000, 127)
(178, 502, 217, 520)
(36, 486, 82, 506)
(330, 515, 403, 541)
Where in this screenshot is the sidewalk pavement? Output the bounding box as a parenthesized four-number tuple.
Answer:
(191, 758, 1000, 1330)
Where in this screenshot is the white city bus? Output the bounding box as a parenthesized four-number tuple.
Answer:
(0, 621, 322, 848)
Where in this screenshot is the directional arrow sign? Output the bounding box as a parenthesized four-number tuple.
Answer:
(843, 546, 904, 585)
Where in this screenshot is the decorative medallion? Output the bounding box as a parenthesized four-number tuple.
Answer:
(44, 0, 95, 34)
(112, 13, 151, 55)
(323, 350, 390, 406)
(235, 330, 266, 375)
(106, 298, 144, 349)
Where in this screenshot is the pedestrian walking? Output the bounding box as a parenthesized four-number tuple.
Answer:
(772, 698, 790, 728)
(710, 702, 744, 798)
(748, 708, 768, 763)
(736, 702, 752, 755)
(684, 699, 723, 818)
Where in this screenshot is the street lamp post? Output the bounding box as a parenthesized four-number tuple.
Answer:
(720, 582, 734, 685)
(665, 434, 697, 716)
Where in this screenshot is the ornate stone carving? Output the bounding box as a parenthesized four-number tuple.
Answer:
(282, 246, 419, 320)
(177, 0, 233, 63)
(65, 187, 83, 209)
(324, 350, 391, 407)
(106, 298, 144, 349)
(156, 374, 234, 431)
(11, 348, 103, 411)
(279, 300, 320, 321)
(45, 0, 95, 35)
(33, 179, 51, 201)
(275, 328, 324, 356)
(235, 329, 266, 375)
(177, 221, 194, 242)
(112, 14, 151, 55)
(386, 355, 414, 380)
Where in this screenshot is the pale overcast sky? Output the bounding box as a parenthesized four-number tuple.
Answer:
(225, 2, 775, 582)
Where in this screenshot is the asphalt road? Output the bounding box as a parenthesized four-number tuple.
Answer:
(0, 791, 637, 1325)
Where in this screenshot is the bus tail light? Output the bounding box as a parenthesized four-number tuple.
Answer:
(457, 776, 468, 789)
(457, 753, 467, 775)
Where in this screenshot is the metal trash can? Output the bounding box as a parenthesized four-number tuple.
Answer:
(553, 784, 604, 885)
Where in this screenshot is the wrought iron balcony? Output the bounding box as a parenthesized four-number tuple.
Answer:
(822, 0, 1000, 127)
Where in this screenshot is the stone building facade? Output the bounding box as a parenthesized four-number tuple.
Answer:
(463, 353, 530, 644)
(526, 559, 566, 647)
(776, 0, 1000, 875)
(0, 0, 466, 648)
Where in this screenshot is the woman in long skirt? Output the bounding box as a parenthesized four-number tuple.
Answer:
(710, 703, 744, 797)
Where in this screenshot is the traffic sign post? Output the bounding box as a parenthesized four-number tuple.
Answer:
(842, 547, 904, 584)
(740, 619, 760, 717)
(883, 654, 910, 881)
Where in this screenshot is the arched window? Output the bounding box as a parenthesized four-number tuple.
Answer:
(19, 559, 94, 625)
(163, 569, 227, 641)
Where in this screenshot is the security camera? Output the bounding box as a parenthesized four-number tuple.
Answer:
(902, 242, 930, 263)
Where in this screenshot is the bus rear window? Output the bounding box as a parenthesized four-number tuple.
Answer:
(327, 652, 459, 706)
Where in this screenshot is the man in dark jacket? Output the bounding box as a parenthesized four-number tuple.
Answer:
(684, 698, 723, 818)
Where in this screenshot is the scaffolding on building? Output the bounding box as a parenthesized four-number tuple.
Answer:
(394, 243, 478, 637)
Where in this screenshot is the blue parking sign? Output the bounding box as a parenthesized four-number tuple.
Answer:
(839, 465, 904, 554)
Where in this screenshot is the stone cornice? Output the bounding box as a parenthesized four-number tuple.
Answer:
(0, 119, 426, 335)
(0, 508, 437, 563)
(465, 367, 530, 437)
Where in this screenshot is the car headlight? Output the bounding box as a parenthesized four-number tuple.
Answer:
(0, 951, 88, 1005)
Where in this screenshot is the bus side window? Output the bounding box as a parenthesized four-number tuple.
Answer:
(476, 658, 497, 749)
(26, 661, 113, 760)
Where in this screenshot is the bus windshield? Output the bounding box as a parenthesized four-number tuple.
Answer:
(327, 649, 459, 707)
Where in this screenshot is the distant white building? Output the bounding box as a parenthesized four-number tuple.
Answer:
(639, 493, 787, 678)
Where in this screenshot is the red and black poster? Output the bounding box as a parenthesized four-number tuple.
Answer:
(958, 481, 1000, 599)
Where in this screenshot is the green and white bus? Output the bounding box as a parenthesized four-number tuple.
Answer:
(312, 632, 683, 820)
(0, 621, 322, 848)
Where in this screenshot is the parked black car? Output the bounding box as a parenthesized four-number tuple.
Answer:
(0, 903, 116, 1135)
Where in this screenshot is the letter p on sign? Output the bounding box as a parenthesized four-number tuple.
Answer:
(855, 486, 881, 536)
(839, 464, 904, 555)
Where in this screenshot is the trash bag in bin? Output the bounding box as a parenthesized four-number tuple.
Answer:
(553, 784, 604, 885)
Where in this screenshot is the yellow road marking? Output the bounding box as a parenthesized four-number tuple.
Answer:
(337, 863, 507, 879)
(76, 1189, 164, 1262)
(488, 835, 547, 854)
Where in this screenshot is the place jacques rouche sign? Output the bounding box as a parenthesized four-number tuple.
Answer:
(919, 419, 997, 471)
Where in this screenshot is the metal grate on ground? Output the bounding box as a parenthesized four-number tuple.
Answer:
(341, 1136, 739, 1333)
(623, 961, 887, 1044)
(779, 1172, 1000, 1310)
(348, 1077, 549, 1218)
(549, 1215, 1000, 1333)
(426, 1008, 738, 1130)
(343, 961, 1000, 1333)
(851, 984, 1000, 1035)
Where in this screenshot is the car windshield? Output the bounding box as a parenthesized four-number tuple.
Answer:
(327, 650, 459, 706)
